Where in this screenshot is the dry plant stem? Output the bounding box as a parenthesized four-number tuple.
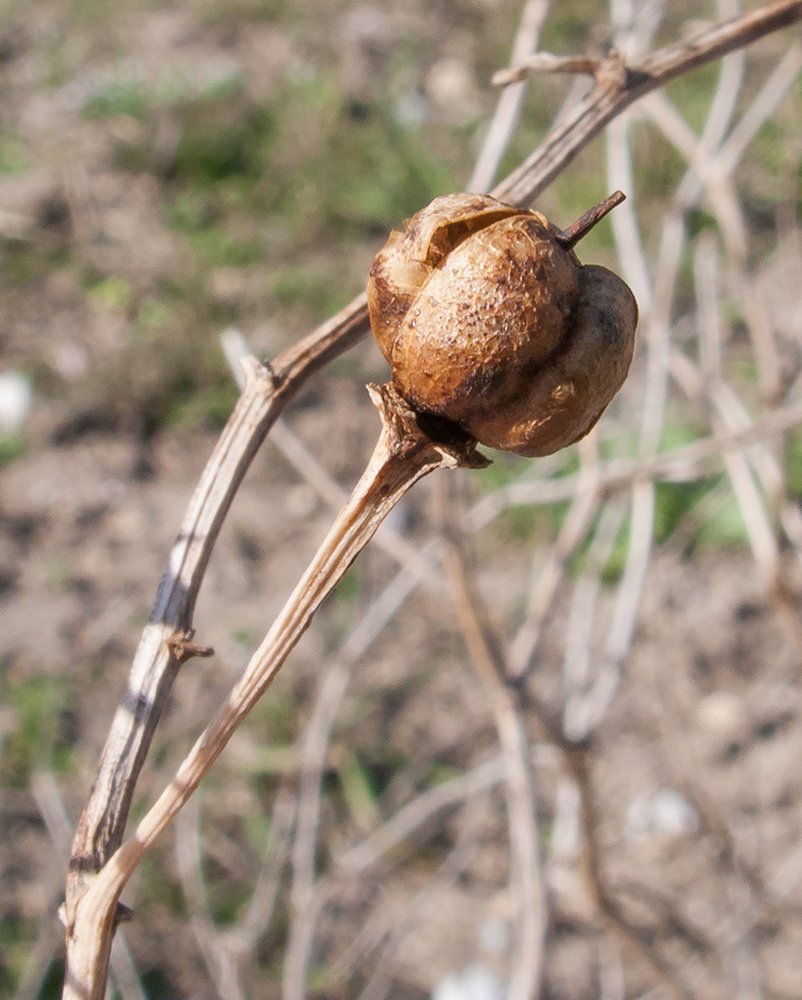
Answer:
(566, 746, 708, 1000)
(63, 1, 802, 994)
(509, 690, 709, 1000)
(439, 480, 545, 1000)
(555, 190, 625, 248)
(493, 0, 802, 207)
(338, 755, 506, 872)
(493, 52, 600, 86)
(467, 396, 802, 529)
(439, 499, 697, 1000)
(282, 663, 350, 1000)
(62, 384, 486, 1000)
(469, 0, 550, 193)
(68, 295, 369, 893)
(68, 0, 802, 908)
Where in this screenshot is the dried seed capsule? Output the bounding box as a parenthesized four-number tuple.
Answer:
(367, 192, 638, 457)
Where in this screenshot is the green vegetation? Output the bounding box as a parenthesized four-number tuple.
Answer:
(164, 380, 240, 429)
(3, 245, 57, 287)
(338, 750, 381, 830)
(0, 433, 25, 466)
(163, 74, 458, 245)
(786, 426, 802, 497)
(86, 275, 132, 311)
(250, 688, 299, 746)
(697, 492, 751, 548)
(0, 130, 31, 175)
(0, 915, 33, 999)
(664, 62, 722, 133)
(1, 675, 75, 786)
(270, 264, 351, 320)
(82, 80, 148, 120)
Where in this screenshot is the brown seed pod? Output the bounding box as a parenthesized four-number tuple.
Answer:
(367, 192, 638, 457)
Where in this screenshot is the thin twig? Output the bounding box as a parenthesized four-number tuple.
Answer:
(467, 394, 802, 529)
(174, 797, 234, 1000)
(337, 755, 504, 873)
(330, 796, 490, 995)
(282, 664, 350, 1000)
(469, 0, 551, 192)
(438, 475, 546, 1000)
(223, 328, 443, 591)
(494, 0, 802, 207)
(509, 433, 601, 679)
(30, 773, 146, 1000)
(518, 691, 711, 1000)
(493, 51, 607, 87)
(562, 501, 628, 736)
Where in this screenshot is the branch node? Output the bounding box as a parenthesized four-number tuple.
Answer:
(492, 47, 642, 92)
(241, 352, 276, 393)
(167, 632, 215, 665)
(595, 49, 629, 91)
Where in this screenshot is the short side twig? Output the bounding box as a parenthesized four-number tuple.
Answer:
(493, 51, 609, 87)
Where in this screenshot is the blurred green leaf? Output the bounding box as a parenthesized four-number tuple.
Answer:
(339, 751, 380, 832)
(698, 493, 750, 548)
(270, 265, 350, 320)
(189, 227, 263, 267)
(137, 298, 171, 330)
(0, 131, 30, 175)
(83, 80, 147, 120)
(2, 675, 74, 784)
(164, 380, 239, 430)
(654, 480, 719, 545)
(170, 103, 276, 187)
(0, 914, 33, 996)
(87, 275, 132, 311)
(786, 427, 802, 497)
(0, 434, 25, 467)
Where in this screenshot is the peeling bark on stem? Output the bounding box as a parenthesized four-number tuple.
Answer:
(62, 385, 487, 1000)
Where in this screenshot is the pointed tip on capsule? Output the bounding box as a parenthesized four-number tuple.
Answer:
(555, 191, 626, 250)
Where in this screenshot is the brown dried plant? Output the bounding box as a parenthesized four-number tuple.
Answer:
(61, 3, 802, 999)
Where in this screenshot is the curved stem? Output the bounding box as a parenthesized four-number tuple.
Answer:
(62, 385, 486, 1000)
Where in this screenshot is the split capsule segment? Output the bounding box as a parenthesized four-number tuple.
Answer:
(367, 192, 638, 457)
